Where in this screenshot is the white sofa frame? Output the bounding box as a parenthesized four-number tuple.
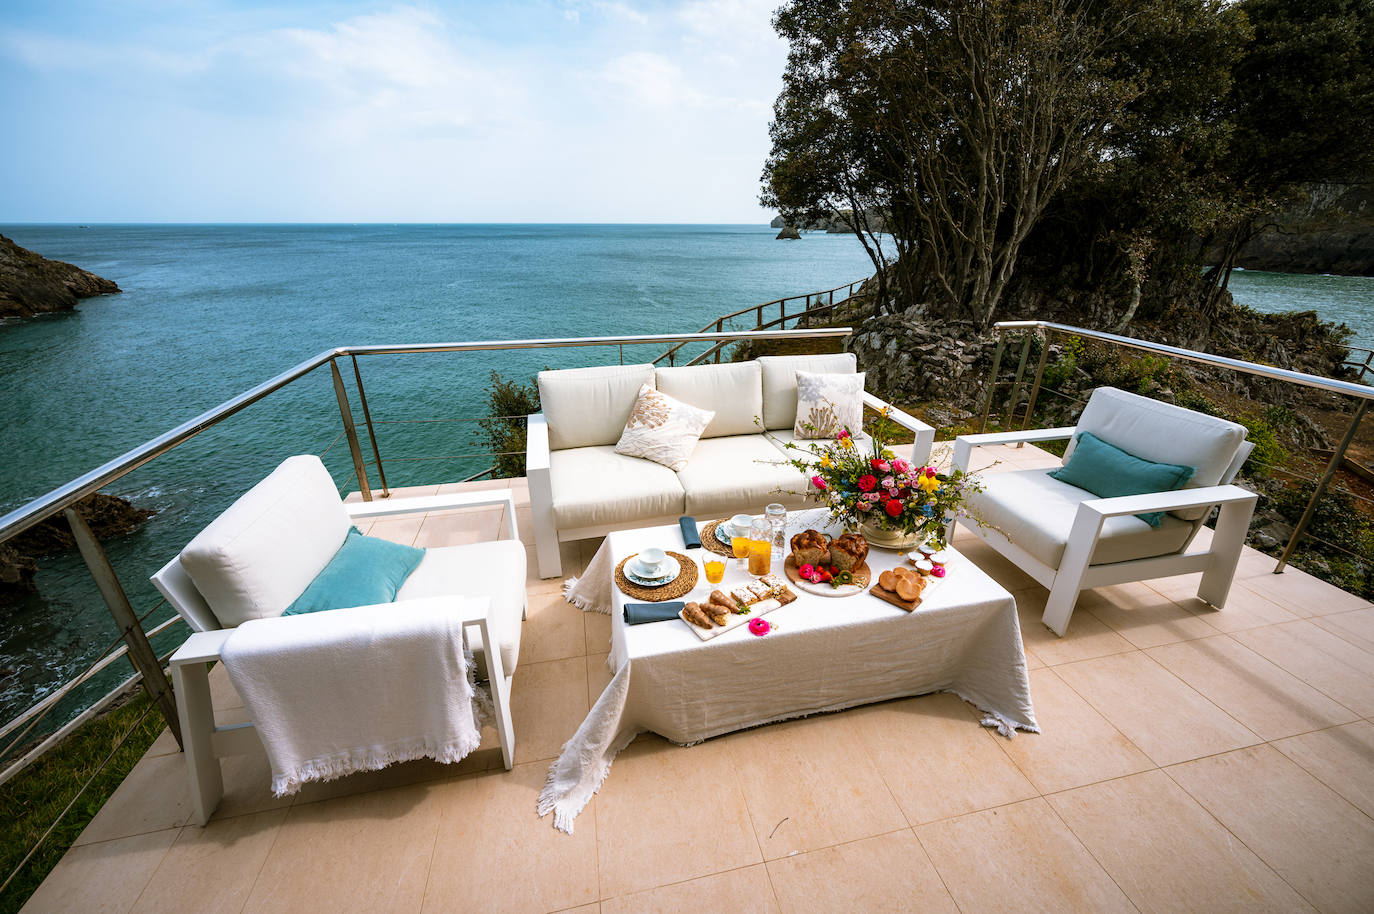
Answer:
(527, 390, 936, 579)
(950, 428, 1258, 636)
(158, 490, 520, 825)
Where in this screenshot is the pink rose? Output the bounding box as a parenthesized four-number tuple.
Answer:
(858, 500, 873, 511)
(871, 458, 890, 473)
(799, 563, 816, 578)
(836, 429, 851, 440)
(887, 488, 900, 498)
(925, 466, 937, 478)
(881, 475, 895, 488)
(749, 618, 771, 636)
(857, 474, 878, 492)
(885, 499, 903, 517)
(811, 475, 827, 490)
(892, 459, 910, 473)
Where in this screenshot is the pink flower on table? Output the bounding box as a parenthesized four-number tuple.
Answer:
(811, 475, 827, 490)
(748, 618, 771, 636)
(931, 564, 947, 578)
(857, 474, 878, 492)
(892, 459, 910, 474)
(799, 563, 816, 578)
(884, 499, 904, 517)
(871, 458, 890, 473)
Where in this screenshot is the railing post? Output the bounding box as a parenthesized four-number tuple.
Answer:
(65, 509, 182, 749)
(715, 319, 723, 363)
(1021, 330, 1051, 430)
(1275, 398, 1368, 572)
(1003, 333, 1033, 431)
(349, 355, 390, 499)
(978, 332, 1007, 433)
(331, 359, 373, 501)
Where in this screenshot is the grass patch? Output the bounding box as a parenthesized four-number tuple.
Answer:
(0, 694, 166, 914)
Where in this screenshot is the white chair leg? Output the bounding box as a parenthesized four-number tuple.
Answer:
(476, 620, 515, 770)
(1042, 577, 1082, 637)
(1197, 497, 1257, 607)
(171, 660, 223, 827)
(1042, 507, 1103, 637)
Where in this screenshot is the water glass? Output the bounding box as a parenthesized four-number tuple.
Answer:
(765, 502, 787, 559)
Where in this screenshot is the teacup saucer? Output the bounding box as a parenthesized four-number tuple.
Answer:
(625, 556, 680, 587)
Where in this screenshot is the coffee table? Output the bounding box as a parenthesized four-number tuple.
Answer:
(538, 510, 1038, 834)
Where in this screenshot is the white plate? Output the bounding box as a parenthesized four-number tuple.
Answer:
(624, 556, 680, 587)
(714, 523, 747, 546)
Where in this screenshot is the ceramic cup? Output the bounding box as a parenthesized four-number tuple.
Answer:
(637, 547, 668, 576)
(728, 513, 754, 537)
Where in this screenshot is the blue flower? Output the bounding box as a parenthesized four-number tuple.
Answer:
(921, 504, 936, 517)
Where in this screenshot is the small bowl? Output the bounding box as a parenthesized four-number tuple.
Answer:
(728, 513, 754, 537)
(637, 547, 668, 576)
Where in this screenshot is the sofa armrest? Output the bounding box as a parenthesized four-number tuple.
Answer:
(526, 414, 561, 578)
(526, 413, 551, 474)
(952, 427, 1077, 471)
(862, 392, 935, 466)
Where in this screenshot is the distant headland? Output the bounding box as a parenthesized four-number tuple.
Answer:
(0, 234, 121, 319)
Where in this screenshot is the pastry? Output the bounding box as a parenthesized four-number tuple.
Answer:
(683, 603, 714, 629)
(700, 601, 729, 626)
(761, 573, 788, 592)
(745, 579, 772, 599)
(790, 529, 830, 567)
(829, 533, 869, 572)
(708, 590, 738, 614)
(878, 567, 925, 603)
(774, 586, 797, 606)
(730, 585, 757, 607)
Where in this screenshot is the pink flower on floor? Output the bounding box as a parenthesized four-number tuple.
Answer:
(748, 618, 771, 636)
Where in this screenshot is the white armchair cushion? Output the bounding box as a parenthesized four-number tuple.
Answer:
(757, 353, 858, 430)
(614, 383, 715, 471)
(967, 468, 1196, 569)
(178, 455, 351, 628)
(675, 436, 813, 517)
(794, 370, 866, 439)
(550, 445, 687, 529)
(1065, 387, 1247, 521)
(654, 361, 764, 438)
(538, 363, 656, 450)
(396, 540, 526, 673)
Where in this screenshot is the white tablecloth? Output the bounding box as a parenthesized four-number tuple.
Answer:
(539, 512, 1038, 833)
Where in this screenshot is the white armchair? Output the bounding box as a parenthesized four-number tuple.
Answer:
(949, 387, 1258, 636)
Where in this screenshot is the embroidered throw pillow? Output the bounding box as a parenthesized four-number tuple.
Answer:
(614, 383, 715, 471)
(794, 370, 866, 439)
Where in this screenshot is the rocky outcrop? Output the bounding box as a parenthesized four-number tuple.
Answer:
(0, 493, 154, 604)
(776, 225, 801, 240)
(1233, 184, 1374, 276)
(0, 234, 121, 319)
(769, 209, 887, 235)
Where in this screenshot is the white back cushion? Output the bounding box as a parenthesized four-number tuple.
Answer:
(757, 353, 858, 429)
(653, 361, 762, 438)
(1065, 387, 1248, 521)
(179, 455, 351, 628)
(538, 363, 656, 450)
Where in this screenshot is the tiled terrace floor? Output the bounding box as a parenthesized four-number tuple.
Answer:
(24, 445, 1374, 913)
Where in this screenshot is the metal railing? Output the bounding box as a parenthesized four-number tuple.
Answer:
(979, 320, 1374, 574)
(653, 278, 866, 366)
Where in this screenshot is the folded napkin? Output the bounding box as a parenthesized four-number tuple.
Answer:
(678, 516, 702, 549)
(624, 602, 685, 625)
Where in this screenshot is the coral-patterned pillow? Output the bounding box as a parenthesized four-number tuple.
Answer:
(794, 370, 865, 439)
(614, 383, 715, 471)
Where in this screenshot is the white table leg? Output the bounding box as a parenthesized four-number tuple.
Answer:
(171, 660, 223, 827)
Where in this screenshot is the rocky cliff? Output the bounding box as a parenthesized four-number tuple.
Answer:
(0, 234, 121, 319)
(0, 494, 154, 603)
(770, 210, 887, 235)
(1235, 184, 1374, 276)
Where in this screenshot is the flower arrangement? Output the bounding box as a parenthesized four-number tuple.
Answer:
(779, 407, 984, 550)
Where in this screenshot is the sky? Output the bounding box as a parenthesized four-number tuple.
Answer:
(0, 1, 791, 223)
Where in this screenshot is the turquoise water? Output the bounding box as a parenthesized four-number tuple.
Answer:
(1227, 269, 1374, 345)
(0, 223, 875, 732)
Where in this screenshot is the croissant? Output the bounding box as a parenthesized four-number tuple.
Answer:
(702, 601, 729, 626)
(683, 603, 714, 629)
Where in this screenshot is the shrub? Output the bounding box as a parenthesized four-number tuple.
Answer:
(477, 371, 540, 480)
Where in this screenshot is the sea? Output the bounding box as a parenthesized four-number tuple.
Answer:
(1, 223, 1370, 747)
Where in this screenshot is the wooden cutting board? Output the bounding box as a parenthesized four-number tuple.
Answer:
(869, 573, 946, 612)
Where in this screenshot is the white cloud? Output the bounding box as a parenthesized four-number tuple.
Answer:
(600, 51, 705, 108)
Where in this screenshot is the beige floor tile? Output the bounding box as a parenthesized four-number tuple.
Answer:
(366, 514, 426, 546)
(1232, 620, 1374, 717)
(131, 808, 288, 914)
(999, 668, 1153, 794)
(526, 541, 588, 583)
(1054, 651, 1259, 766)
(1146, 635, 1358, 740)
(1024, 644, 1046, 669)
(414, 504, 507, 548)
(1235, 566, 1370, 619)
(1013, 588, 1137, 666)
(851, 693, 1037, 825)
(208, 662, 243, 710)
(24, 830, 177, 913)
(242, 780, 444, 914)
(291, 757, 455, 805)
(765, 829, 956, 914)
(917, 797, 1134, 914)
(584, 608, 612, 655)
(951, 533, 1043, 592)
(511, 656, 589, 763)
(719, 714, 907, 859)
(1081, 582, 1217, 648)
(587, 652, 614, 707)
(424, 763, 599, 914)
(1149, 574, 1300, 633)
(556, 906, 600, 914)
(514, 505, 534, 546)
(1273, 721, 1374, 819)
(600, 864, 778, 914)
(75, 751, 193, 846)
(1314, 607, 1374, 654)
(594, 735, 761, 899)
(145, 725, 180, 758)
(1049, 769, 1310, 914)
(202, 707, 294, 822)
(520, 587, 588, 665)
(1169, 744, 1374, 914)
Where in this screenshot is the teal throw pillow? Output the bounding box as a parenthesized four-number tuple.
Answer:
(284, 527, 425, 616)
(1049, 431, 1196, 528)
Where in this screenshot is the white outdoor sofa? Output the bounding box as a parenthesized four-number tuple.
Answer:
(950, 387, 1258, 636)
(153, 455, 526, 823)
(527, 354, 936, 578)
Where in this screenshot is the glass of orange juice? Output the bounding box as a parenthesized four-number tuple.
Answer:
(748, 518, 772, 575)
(704, 558, 725, 584)
(731, 535, 750, 567)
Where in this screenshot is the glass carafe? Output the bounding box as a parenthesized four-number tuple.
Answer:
(748, 517, 772, 576)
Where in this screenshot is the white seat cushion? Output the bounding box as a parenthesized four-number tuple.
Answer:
(179, 455, 351, 628)
(763, 429, 875, 463)
(396, 540, 526, 674)
(1067, 387, 1247, 521)
(538, 363, 656, 450)
(675, 435, 814, 517)
(654, 361, 763, 438)
(549, 446, 686, 530)
(966, 468, 1196, 569)
(757, 353, 858, 430)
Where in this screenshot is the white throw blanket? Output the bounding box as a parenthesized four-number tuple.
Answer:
(220, 601, 483, 796)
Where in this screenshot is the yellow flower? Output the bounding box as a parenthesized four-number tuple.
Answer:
(838, 436, 855, 450)
(819, 453, 833, 469)
(917, 475, 941, 493)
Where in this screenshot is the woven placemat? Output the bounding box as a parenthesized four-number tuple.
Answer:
(615, 551, 700, 601)
(699, 520, 737, 557)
